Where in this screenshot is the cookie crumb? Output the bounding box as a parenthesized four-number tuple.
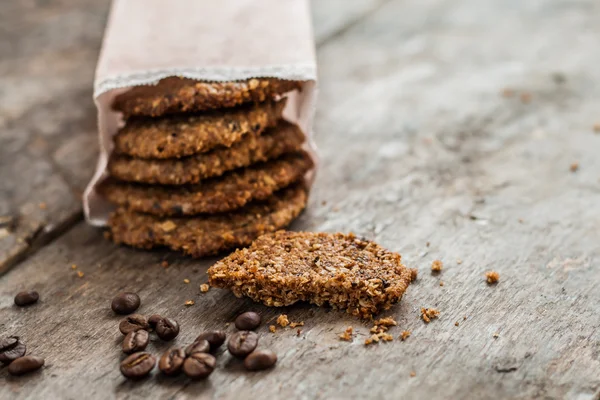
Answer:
(410, 268, 418, 282)
(76, 271, 84, 278)
(439, 281, 444, 287)
(381, 333, 393, 342)
(426, 241, 430, 247)
(431, 260, 443, 273)
(185, 300, 194, 306)
(400, 330, 411, 341)
(520, 92, 532, 103)
(593, 123, 600, 133)
(410, 371, 416, 377)
(161, 260, 169, 268)
(225, 322, 230, 327)
(456, 259, 463, 265)
(421, 308, 440, 323)
(463, 316, 467, 321)
(321, 200, 327, 206)
(297, 329, 302, 336)
(501, 88, 514, 97)
(71, 264, 77, 270)
(183, 278, 190, 284)
(569, 162, 579, 173)
(38, 202, 47, 210)
(375, 317, 397, 328)
(290, 321, 304, 328)
(277, 314, 289, 327)
(269, 325, 277, 333)
(455, 321, 459, 327)
(339, 326, 354, 341)
(493, 332, 499, 339)
(200, 284, 210, 292)
(365, 334, 379, 345)
(485, 271, 500, 284)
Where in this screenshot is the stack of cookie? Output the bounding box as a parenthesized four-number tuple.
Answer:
(99, 77, 313, 257)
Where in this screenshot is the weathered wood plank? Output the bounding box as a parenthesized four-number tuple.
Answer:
(2, 0, 600, 399)
(0, 0, 108, 273)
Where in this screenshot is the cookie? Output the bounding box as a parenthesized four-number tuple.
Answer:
(107, 183, 308, 258)
(208, 232, 412, 318)
(114, 99, 286, 159)
(113, 77, 301, 118)
(107, 120, 305, 185)
(99, 151, 313, 216)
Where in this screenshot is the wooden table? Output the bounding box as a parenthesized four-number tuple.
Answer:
(1, 0, 599, 398)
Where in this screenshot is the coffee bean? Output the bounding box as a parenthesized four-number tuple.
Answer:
(158, 348, 186, 375)
(155, 317, 179, 341)
(7, 356, 44, 375)
(120, 352, 156, 379)
(119, 314, 149, 335)
(195, 331, 226, 351)
(148, 314, 162, 329)
(182, 352, 216, 379)
(227, 331, 258, 358)
(234, 312, 261, 330)
(111, 292, 140, 315)
(14, 291, 39, 307)
(244, 350, 277, 371)
(0, 336, 26, 364)
(122, 330, 149, 354)
(185, 339, 210, 356)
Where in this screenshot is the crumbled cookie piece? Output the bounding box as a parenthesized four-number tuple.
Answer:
(439, 281, 444, 287)
(208, 232, 412, 318)
(420, 308, 440, 323)
(200, 284, 210, 293)
(399, 330, 411, 341)
(269, 325, 277, 333)
(108, 184, 307, 258)
(493, 332, 499, 339)
(339, 326, 354, 341)
(277, 314, 289, 327)
(161, 260, 169, 268)
(520, 92, 532, 103)
(183, 279, 190, 284)
(431, 260, 443, 273)
(114, 100, 285, 159)
(410, 268, 418, 282)
(569, 162, 579, 173)
(485, 271, 500, 284)
(185, 300, 195, 306)
(100, 151, 313, 216)
(410, 371, 416, 377)
(113, 77, 301, 118)
(289, 321, 304, 328)
(454, 321, 459, 327)
(365, 334, 379, 345)
(108, 120, 305, 185)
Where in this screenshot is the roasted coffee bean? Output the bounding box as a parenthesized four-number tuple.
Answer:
(122, 330, 149, 354)
(182, 352, 216, 379)
(120, 352, 156, 379)
(158, 348, 186, 375)
(111, 292, 140, 315)
(244, 350, 277, 371)
(14, 290, 39, 307)
(148, 314, 162, 329)
(7, 356, 44, 375)
(195, 331, 226, 351)
(185, 339, 210, 356)
(119, 314, 149, 335)
(234, 312, 261, 330)
(155, 317, 179, 341)
(0, 336, 26, 364)
(227, 331, 258, 358)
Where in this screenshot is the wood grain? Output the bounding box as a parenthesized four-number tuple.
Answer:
(2, 0, 600, 399)
(0, 0, 108, 273)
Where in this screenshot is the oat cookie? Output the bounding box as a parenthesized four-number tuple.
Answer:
(100, 151, 313, 216)
(107, 184, 308, 258)
(208, 232, 412, 318)
(107, 120, 305, 185)
(114, 100, 285, 159)
(113, 77, 301, 118)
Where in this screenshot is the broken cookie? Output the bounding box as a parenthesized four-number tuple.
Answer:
(208, 231, 412, 318)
